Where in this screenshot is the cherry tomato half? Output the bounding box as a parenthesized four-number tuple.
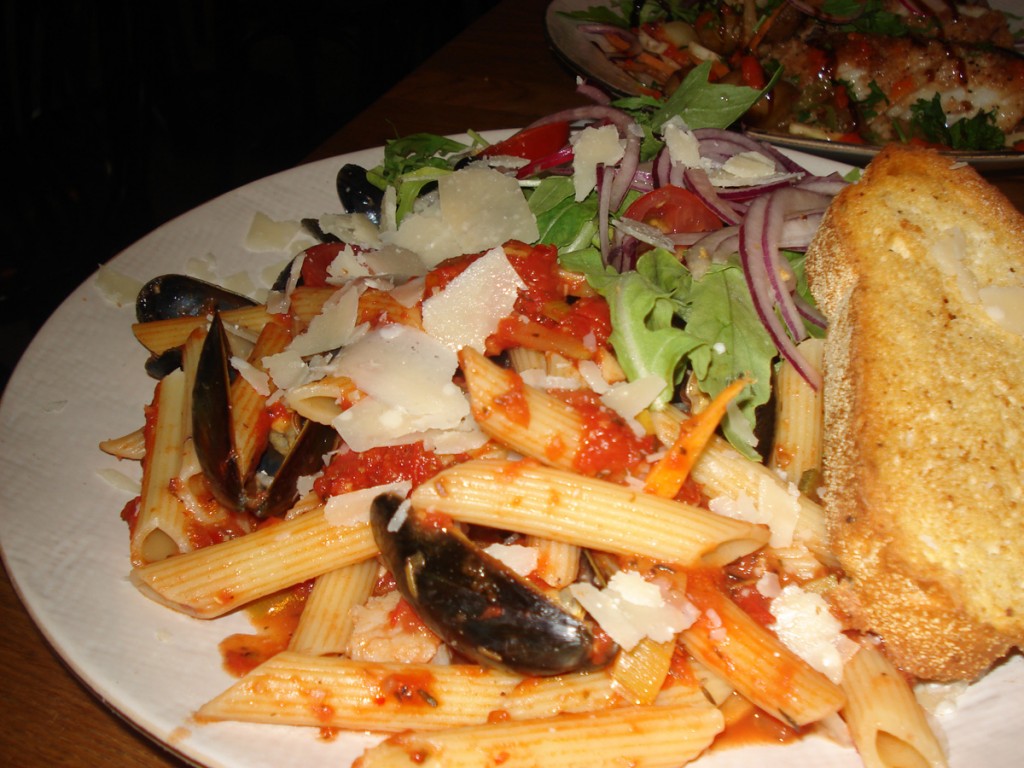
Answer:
(481, 121, 571, 162)
(624, 185, 724, 235)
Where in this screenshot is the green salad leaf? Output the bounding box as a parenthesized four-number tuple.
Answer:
(561, 248, 775, 459)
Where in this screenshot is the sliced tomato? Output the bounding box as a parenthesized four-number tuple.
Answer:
(624, 185, 724, 235)
(298, 242, 350, 287)
(481, 121, 571, 162)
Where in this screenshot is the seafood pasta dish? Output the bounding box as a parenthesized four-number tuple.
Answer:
(96, 73, 1020, 768)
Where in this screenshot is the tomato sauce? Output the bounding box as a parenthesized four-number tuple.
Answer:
(491, 370, 530, 427)
(313, 442, 451, 498)
(553, 389, 657, 478)
(220, 581, 312, 677)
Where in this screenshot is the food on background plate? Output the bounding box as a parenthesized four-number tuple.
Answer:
(804, 144, 1024, 681)
(561, 0, 1024, 151)
(99, 77, 1015, 766)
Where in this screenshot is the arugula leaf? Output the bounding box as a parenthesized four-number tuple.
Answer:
(369, 133, 472, 189)
(529, 177, 600, 252)
(648, 61, 775, 132)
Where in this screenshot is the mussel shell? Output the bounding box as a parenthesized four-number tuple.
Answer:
(336, 164, 383, 226)
(256, 420, 339, 519)
(370, 494, 616, 676)
(136, 274, 256, 323)
(192, 311, 246, 510)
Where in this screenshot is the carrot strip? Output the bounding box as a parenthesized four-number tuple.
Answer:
(644, 378, 749, 499)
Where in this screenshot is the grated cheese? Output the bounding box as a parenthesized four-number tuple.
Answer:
(570, 570, 698, 650)
(769, 584, 859, 684)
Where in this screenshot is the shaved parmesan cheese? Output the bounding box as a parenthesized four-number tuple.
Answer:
(359, 246, 428, 279)
(571, 124, 625, 201)
(387, 498, 412, 532)
(245, 212, 304, 252)
(263, 348, 313, 391)
(438, 166, 539, 254)
(382, 166, 538, 267)
(708, 476, 801, 548)
(329, 324, 471, 450)
(519, 368, 582, 391)
(383, 204, 464, 267)
(722, 151, 777, 179)
(230, 357, 270, 396)
(600, 374, 666, 423)
(423, 419, 489, 454)
(483, 543, 538, 577)
(758, 476, 801, 548)
(324, 481, 412, 528)
(325, 244, 372, 282)
(391, 276, 426, 308)
(663, 119, 700, 168)
(708, 491, 765, 524)
(769, 584, 858, 684)
(334, 325, 464, 415)
(287, 284, 364, 357)
(318, 212, 382, 249)
(569, 570, 697, 650)
(577, 360, 612, 394)
(93, 265, 143, 308)
(421, 246, 525, 352)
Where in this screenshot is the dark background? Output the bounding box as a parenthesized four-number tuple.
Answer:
(0, 0, 499, 389)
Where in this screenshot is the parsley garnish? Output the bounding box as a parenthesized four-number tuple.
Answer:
(908, 94, 1006, 151)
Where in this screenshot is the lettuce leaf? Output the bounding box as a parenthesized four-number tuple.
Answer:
(561, 248, 774, 459)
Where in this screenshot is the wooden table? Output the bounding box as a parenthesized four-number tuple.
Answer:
(2, 0, 1021, 765)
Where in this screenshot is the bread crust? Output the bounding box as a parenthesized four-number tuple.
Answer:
(805, 145, 1024, 681)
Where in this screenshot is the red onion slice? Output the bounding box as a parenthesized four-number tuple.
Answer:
(759, 188, 831, 339)
(682, 167, 742, 225)
(739, 205, 822, 391)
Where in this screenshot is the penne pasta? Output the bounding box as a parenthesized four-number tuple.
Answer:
(652, 408, 834, 566)
(410, 458, 770, 567)
(769, 336, 824, 488)
(288, 559, 379, 655)
(130, 504, 378, 618)
(353, 696, 724, 768)
(230, 320, 292, 477)
(460, 346, 584, 467)
(841, 642, 948, 768)
(198, 652, 638, 731)
(131, 367, 191, 565)
(680, 573, 846, 728)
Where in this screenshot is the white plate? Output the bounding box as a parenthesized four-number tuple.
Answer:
(1, 131, 1021, 768)
(545, 0, 1024, 170)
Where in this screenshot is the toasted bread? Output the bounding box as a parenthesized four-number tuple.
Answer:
(804, 145, 1024, 681)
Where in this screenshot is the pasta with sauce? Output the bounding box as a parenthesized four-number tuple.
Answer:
(106, 164, 948, 768)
